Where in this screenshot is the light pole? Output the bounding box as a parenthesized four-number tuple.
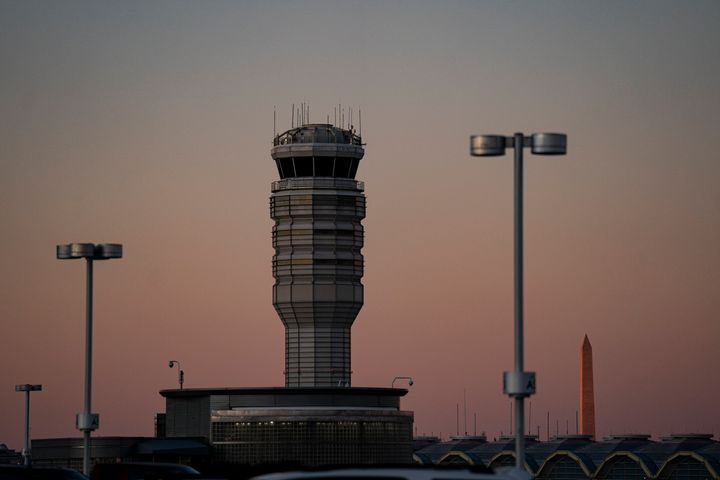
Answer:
(15, 384, 42, 466)
(56, 242, 122, 475)
(168, 361, 184, 389)
(391, 376, 413, 388)
(469, 132, 567, 472)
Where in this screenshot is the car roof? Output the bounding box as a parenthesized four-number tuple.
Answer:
(251, 467, 523, 480)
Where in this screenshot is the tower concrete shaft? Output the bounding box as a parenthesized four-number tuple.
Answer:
(580, 334, 596, 439)
(270, 124, 365, 387)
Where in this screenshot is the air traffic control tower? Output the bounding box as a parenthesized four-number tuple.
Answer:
(159, 118, 413, 466)
(271, 124, 365, 388)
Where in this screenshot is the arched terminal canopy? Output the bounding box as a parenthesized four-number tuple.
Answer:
(271, 124, 365, 179)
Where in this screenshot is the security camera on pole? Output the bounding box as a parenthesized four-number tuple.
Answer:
(169, 360, 184, 389)
(391, 376, 414, 388)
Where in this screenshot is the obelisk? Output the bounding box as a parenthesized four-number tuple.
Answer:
(580, 334, 596, 438)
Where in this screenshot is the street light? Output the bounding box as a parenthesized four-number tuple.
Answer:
(56, 242, 122, 475)
(469, 132, 567, 472)
(391, 376, 414, 388)
(168, 361, 184, 389)
(15, 384, 42, 466)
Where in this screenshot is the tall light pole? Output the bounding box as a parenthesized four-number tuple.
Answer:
(15, 384, 42, 466)
(56, 242, 122, 475)
(168, 360, 184, 389)
(469, 132, 567, 472)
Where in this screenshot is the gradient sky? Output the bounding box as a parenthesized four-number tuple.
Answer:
(1, 0, 719, 450)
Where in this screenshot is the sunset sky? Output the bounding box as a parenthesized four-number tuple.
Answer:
(1, 0, 719, 450)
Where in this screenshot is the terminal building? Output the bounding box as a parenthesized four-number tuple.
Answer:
(160, 386, 411, 465)
(31, 431, 720, 478)
(413, 433, 720, 479)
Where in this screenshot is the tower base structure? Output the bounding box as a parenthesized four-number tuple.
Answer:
(161, 387, 413, 466)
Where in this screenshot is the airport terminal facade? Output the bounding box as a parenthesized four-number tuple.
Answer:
(160, 387, 412, 465)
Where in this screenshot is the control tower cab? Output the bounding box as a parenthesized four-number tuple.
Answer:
(272, 124, 364, 179)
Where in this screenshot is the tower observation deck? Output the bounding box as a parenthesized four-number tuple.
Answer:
(270, 123, 365, 388)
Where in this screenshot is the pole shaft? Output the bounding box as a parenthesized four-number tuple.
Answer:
(83, 258, 93, 476)
(515, 399, 524, 469)
(513, 133, 525, 470)
(510, 401, 512, 433)
(514, 133, 524, 373)
(24, 391, 30, 466)
(83, 431, 90, 474)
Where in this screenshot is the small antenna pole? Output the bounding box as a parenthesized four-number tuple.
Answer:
(291, 104, 295, 128)
(464, 389, 467, 435)
(273, 106, 276, 138)
(334, 107, 337, 126)
(359, 109, 362, 138)
(456, 404, 459, 436)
